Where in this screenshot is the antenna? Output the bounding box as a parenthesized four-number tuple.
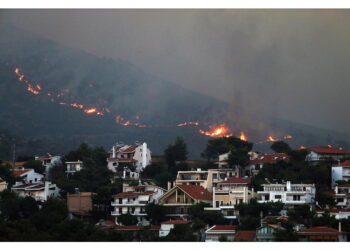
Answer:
(12, 144, 16, 168)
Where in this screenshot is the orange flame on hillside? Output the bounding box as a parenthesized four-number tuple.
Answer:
(267, 136, 278, 142)
(199, 124, 233, 138)
(239, 132, 248, 141)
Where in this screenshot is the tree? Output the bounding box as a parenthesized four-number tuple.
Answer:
(316, 191, 336, 208)
(145, 202, 166, 225)
(202, 136, 253, 161)
(270, 141, 292, 154)
(164, 224, 196, 241)
(117, 213, 138, 226)
(218, 235, 228, 242)
(188, 202, 226, 226)
(227, 147, 250, 168)
(287, 204, 314, 227)
(23, 160, 45, 174)
(164, 137, 188, 170)
(274, 229, 299, 241)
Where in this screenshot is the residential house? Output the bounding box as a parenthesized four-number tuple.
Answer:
(35, 154, 61, 174)
(234, 231, 256, 241)
(297, 226, 347, 242)
(316, 209, 350, 220)
(111, 183, 165, 225)
(175, 168, 239, 192)
(159, 220, 192, 237)
(158, 185, 212, 219)
(205, 177, 255, 219)
(65, 160, 84, 175)
(11, 181, 60, 202)
(332, 184, 350, 208)
(257, 181, 316, 207)
(12, 169, 44, 184)
(0, 178, 8, 191)
(205, 225, 236, 242)
(215, 151, 259, 170)
(305, 147, 350, 163)
(246, 153, 290, 177)
(332, 160, 350, 187)
(67, 192, 94, 218)
(256, 224, 284, 242)
(107, 142, 151, 177)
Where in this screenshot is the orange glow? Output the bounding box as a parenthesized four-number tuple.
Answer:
(199, 124, 232, 138)
(328, 144, 332, 148)
(27, 85, 39, 95)
(84, 108, 97, 114)
(284, 135, 292, 139)
(267, 136, 278, 142)
(239, 132, 248, 141)
(299, 146, 306, 150)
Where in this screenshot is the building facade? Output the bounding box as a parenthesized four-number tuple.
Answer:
(332, 160, 350, 187)
(35, 154, 61, 174)
(305, 147, 350, 163)
(111, 183, 165, 225)
(257, 181, 316, 207)
(11, 181, 60, 202)
(107, 142, 151, 175)
(65, 161, 84, 175)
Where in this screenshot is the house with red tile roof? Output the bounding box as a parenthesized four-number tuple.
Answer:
(204, 177, 255, 220)
(306, 146, 350, 163)
(159, 220, 192, 237)
(234, 231, 256, 241)
(297, 226, 347, 241)
(246, 153, 290, 176)
(11, 181, 60, 202)
(256, 224, 285, 242)
(107, 142, 151, 178)
(316, 209, 350, 220)
(35, 154, 62, 174)
(111, 183, 165, 226)
(158, 185, 212, 219)
(12, 169, 44, 184)
(205, 225, 236, 241)
(332, 160, 350, 188)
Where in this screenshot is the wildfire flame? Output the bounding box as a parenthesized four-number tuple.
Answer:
(239, 132, 248, 141)
(199, 124, 233, 138)
(267, 136, 278, 142)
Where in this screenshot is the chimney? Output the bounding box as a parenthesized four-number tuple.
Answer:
(142, 142, 147, 169)
(112, 145, 116, 158)
(339, 221, 342, 232)
(335, 185, 339, 194)
(197, 168, 201, 172)
(167, 181, 172, 190)
(286, 181, 291, 191)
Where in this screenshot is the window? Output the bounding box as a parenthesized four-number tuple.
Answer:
(119, 208, 122, 214)
(119, 198, 122, 204)
(293, 195, 301, 201)
(275, 195, 282, 199)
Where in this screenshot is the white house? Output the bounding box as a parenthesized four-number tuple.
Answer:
(11, 181, 60, 202)
(332, 160, 350, 187)
(257, 181, 316, 207)
(332, 184, 350, 208)
(35, 154, 62, 174)
(316, 209, 350, 220)
(107, 142, 151, 175)
(305, 147, 350, 163)
(159, 220, 192, 237)
(12, 169, 44, 184)
(65, 161, 84, 175)
(111, 183, 165, 225)
(205, 225, 236, 242)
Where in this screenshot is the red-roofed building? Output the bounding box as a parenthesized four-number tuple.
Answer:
(246, 153, 290, 176)
(111, 183, 165, 226)
(332, 160, 350, 188)
(306, 147, 350, 163)
(107, 142, 151, 178)
(316, 209, 350, 220)
(205, 177, 255, 220)
(330, 184, 350, 208)
(297, 226, 347, 241)
(158, 185, 213, 219)
(205, 225, 236, 241)
(159, 220, 192, 237)
(234, 231, 256, 241)
(35, 154, 61, 174)
(12, 169, 43, 184)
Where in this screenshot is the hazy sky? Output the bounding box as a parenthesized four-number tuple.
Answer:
(1, 9, 350, 133)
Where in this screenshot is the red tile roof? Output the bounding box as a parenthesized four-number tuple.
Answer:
(307, 147, 350, 155)
(338, 184, 350, 188)
(298, 227, 342, 235)
(162, 220, 192, 224)
(316, 209, 350, 213)
(178, 185, 212, 201)
(220, 177, 251, 184)
(122, 146, 138, 153)
(207, 225, 236, 231)
(13, 169, 30, 177)
(112, 191, 154, 198)
(114, 225, 160, 231)
(250, 153, 290, 164)
(234, 231, 256, 241)
(337, 160, 350, 167)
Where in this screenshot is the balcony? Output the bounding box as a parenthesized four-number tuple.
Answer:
(284, 200, 307, 204)
(111, 211, 119, 216)
(111, 202, 146, 206)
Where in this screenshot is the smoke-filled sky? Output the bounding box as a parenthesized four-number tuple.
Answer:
(1, 9, 350, 133)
